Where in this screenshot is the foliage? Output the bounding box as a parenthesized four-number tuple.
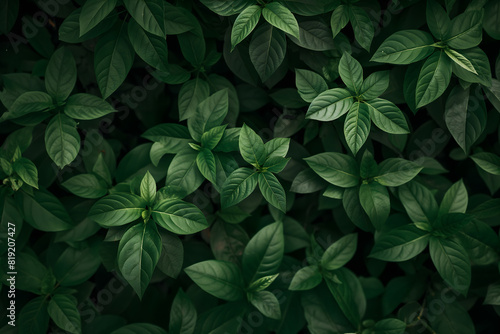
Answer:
(1, 0, 500, 333)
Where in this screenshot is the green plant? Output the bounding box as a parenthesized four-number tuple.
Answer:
(1, 0, 500, 333)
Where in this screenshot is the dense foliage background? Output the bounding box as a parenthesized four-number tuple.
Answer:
(1, 0, 500, 333)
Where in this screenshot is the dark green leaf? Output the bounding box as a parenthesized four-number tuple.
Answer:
(443, 10, 483, 49)
(429, 237, 471, 295)
(152, 199, 209, 234)
(89, 193, 146, 227)
(62, 174, 108, 199)
(242, 221, 284, 283)
(94, 24, 135, 99)
(249, 24, 286, 82)
(231, 5, 262, 49)
(306, 88, 353, 121)
(79, 0, 118, 36)
(371, 30, 435, 64)
(45, 47, 76, 102)
(123, 0, 165, 37)
(118, 222, 162, 298)
(262, 2, 300, 39)
(370, 224, 430, 261)
(48, 294, 81, 334)
(344, 101, 371, 155)
(185, 260, 245, 301)
(398, 181, 439, 223)
(415, 50, 452, 108)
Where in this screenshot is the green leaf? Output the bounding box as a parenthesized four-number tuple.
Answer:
(330, 5, 349, 38)
(127, 18, 168, 71)
(178, 78, 210, 121)
(169, 289, 197, 334)
(263, 156, 289, 173)
(12, 157, 38, 188)
(439, 180, 468, 215)
(0, 0, 18, 35)
(188, 89, 229, 142)
(429, 237, 471, 295)
(48, 294, 81, 334)
(18, 296, 49, 334)
(324, 268, 360, 327)
(185, 260, 245, 301)
(196, 149, 217, 183)
(365, 98, 409, 134)
(264, 137, 290, 159)
(45, 114, 80, 169)
(2, 91, 53, 120)
(289, 265, 323, 291)
(239, 124, 266, 166)
(344, 102, 371, 155)
(142, 123, 192, 148)
(359, 182, 390, 230)
(430, 303, 475, 334)
(247, 274, 279, 292)
(79, 0, 118, 36)
(398, 181, 439, 223)
(339, 52, 363, 95)
(415, 50, 453, 108)
(94, 24, 135, 99)
(152, 198, 209, 234)
(200, 126, 227, 150)
(470, 152, 500, 175)
(375, 159, 422, 187)
(242, 221, 284, 283)
(231, 5, 262, 50)
(53, 244, 101, 286)
(118, 222, 162, 298)
(140, 171, 157, 205)
(249, 24, 286, 82)
(443, 10, 483, 49)
(359, 71, 390, 100)
(200, 0, 253, 16)
(295, 69, 328, 103)
(483, 0, 500, 40)
(89, 193, 147, 227)
(371, 30, 435, 64)
(21, 190, 73, 232)
(258, 171, 287, 212)
(306, 88, 353, 121)
(62, 174, 108, 199)
(304, 152, 359, 188)
(157, 230, 184, 278)
(426, 0, 451, 40)
(45, 47, 77, 102)
(221, 167, 258, 208)
(262, 2, 300, 39)
(165, 150, 204, 196)
(178, 29, 206, 68)
(451, 47, 492, 86)
(373, 318, 407, 334)
(348, 5, 374, 52)
(431, 213, 472, 237)
(287, 20, 336, 51)
(248, 290, 281, 320)
(445, 86, 486, 153)
(321, 233, 357, 270)
(445, 48, 477, 74)
(11, 252, 47, 294)
(64, 93, 116, 120)
(370, 224, 430, 261)
(123, 0, 165, 37)
(484, 282, 500, 305)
